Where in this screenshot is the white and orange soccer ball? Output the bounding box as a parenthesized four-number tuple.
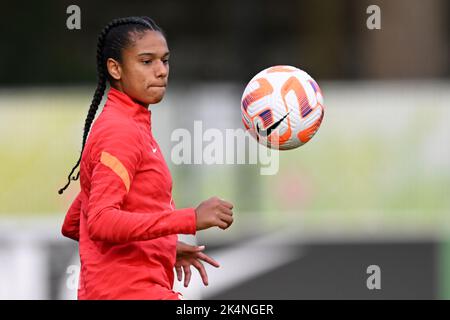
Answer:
(241, 65, 325, 150)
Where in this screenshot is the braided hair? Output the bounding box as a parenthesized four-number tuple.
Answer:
(58, 16, 163, 194)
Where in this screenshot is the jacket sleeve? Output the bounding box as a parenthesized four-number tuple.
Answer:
(61, 191, 82, 241)
(86, 124, 196, 243)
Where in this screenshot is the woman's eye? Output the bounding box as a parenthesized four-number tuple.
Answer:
(162, 59, 169, 64)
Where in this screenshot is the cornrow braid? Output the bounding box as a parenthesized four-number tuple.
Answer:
(58, 17, 162, 195)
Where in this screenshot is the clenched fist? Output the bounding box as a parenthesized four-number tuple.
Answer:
(195, 197, 234, 231)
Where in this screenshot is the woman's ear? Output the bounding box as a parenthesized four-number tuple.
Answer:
(106, 58, 122, 80)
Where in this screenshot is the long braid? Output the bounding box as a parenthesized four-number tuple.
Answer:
(58, 17, 157, 195)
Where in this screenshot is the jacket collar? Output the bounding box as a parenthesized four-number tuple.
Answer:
(104, 87, 151, 128)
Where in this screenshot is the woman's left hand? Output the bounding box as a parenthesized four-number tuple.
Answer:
(175, 241, 220, 287)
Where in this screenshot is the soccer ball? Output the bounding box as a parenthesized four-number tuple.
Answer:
(241, 65, 325, 150)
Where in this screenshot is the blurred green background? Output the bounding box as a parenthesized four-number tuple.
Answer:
(1, 82, 448, 237)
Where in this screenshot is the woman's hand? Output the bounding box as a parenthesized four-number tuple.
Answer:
(195, 196, 234, 231)
(175, 241, 220, 287)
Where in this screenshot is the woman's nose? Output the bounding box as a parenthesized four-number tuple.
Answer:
(155, 60, 168, 78)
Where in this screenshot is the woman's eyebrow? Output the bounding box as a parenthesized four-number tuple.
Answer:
(137, 52, 170, 58)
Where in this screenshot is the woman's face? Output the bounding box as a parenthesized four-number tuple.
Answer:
(108, 30, 170, 106)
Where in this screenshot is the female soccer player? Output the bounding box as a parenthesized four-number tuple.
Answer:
(58, 16, 234, 300)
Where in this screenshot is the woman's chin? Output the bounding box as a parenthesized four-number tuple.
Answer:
(147, 93, 165, 105)
(135, 94, 164, 106)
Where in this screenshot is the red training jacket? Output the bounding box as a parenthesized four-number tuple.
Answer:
(61, 87, 197, 299)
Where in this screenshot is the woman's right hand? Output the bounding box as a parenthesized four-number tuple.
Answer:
(195, 197, 234, 231)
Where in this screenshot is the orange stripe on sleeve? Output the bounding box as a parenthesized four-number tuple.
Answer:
(100, 151, 131, 192)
